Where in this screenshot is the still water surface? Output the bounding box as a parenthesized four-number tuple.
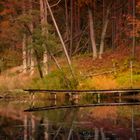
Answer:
(0, 93, 140, 140)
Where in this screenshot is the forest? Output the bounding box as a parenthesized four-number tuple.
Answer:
(0, 0, 140, 90)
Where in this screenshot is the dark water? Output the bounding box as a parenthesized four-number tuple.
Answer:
(0, 93, 140, 140)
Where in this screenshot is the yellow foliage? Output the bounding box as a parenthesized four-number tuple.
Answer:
(93, 76, 118, 89)
(78, 76, 118, 90)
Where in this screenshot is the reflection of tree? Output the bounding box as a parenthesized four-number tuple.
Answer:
(35, 117, 46, 140)
(0, 116, 23, 139)
(52, 108, 79, 140)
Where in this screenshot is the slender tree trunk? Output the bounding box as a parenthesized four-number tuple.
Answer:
(35, 49, 44, 78)
(103, 0, 105, 23)
(112, 17, 115, 49)
(30, 47, 35, 75)
(29, 28, 35, 75)
(112, 2, 116, 49)
(65, 0, 69, 41)
(48, 49, 74, 89)
(74, 0, 77, 34)
(88, 6, 97, 59)
(132, 0, 136, 59)
(26, 34, 31, 70)
(99, 9, 109, 59)
(46, 0, 75, 78)
(24, 24, 43, 79)
(22, 0, 27, 73)
(22, 34, 27, 73)
(29, 0, 35, 75)
(40, 0, 48, 76)
(77, 4, 80, 32)
(70, 0, 73, 57)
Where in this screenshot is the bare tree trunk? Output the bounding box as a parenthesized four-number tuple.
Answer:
(22, 0, 27, 73)
(40, 0, 48, 76)
(65, 0, 69, 41)
(22, 34, 27, 73)
(43, 50, 48, 75)
(29, 26, 35, 75)
(132, 0, 136, 59)
(88, 6, 97, 59)
(99, 9, 110, 59)
(46, 0, 75, 78)
(103, 0, 105, 23)
(30, 46, 35, 75)
(23, 25, 44, 79)
(29, 0, 35, 75)
(112, 2, 116, 50)
(35, 49, 44, 78)
(77, 3, 80, 32)
(70, 0, 73, 57)
(27, 44, 31, 70)
(48, 50, 73, 89)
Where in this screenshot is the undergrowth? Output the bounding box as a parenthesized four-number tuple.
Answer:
(30, 69, 78, 90)
(1, 53, 140, 90)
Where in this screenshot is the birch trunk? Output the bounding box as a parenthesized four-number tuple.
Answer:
(22, 34, 27, 73)
(70, 0, 73, 57)
(22, 0, 27, 73)
(88, 7, 97, 59)
(99, 9, 109, 59)
(46, 0, 75, 78)
(40, 0, 48, 76)
(29, 0, 35, 75)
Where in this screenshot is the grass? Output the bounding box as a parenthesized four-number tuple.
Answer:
(30, 70, 63, 89)
(30, 69, 78, 90)
(0, 75, 27, 90)
(116, 72, 140, 88)
(1, 47, 140, 91)
(1, 66, 140, 91)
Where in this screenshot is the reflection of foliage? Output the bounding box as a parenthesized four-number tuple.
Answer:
(0, 117, 23, 139)
(35, 118, 46, 140)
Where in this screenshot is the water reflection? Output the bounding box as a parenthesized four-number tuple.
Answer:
(0, 94, 140, 140)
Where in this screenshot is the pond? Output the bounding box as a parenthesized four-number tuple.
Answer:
(0, 92, 140, 140)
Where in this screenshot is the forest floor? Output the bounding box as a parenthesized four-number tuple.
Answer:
(0, 46, 140, 90)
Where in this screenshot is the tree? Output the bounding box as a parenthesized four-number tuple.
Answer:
(46, 0, 75, 78)
(22, 0, 28, 73)
(99, 6, 110, 59)
(40, 0, 49, 76)
(78, 0, 97, 59)
(88, 5, 97, 59)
